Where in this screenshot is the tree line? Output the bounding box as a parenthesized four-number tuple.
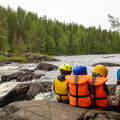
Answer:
(0, 5, 120, 55)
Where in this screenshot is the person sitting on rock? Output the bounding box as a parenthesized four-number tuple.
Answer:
(66, 65, 94, 108)
(89, 65, 112, 110)
(53, 64, 72, 103)
(112, 68, 120, 107)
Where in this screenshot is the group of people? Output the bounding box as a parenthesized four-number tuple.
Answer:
(53, 64, 120, 112)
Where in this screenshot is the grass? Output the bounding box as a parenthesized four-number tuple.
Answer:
(0, 55, 27, 62)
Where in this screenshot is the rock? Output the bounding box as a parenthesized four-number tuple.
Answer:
(0, 84, 119, 119)
(1, 72, 23, 82)
(19, 69, 34, 72)
(1, 72, 44, 82)
(25, 52, 46, 60)
(17, 72, 43, 82)
(0, 51, 15, 57)
(25, 52, 60, 61)
(92, 62, 120, 67)
(102, 56, 114, 58)
(0, 61, 11, 66)
(0, 100, 120, 120)
(35, 62, 58, 71)
(83, 109, 120, 120)
(0, 81, 52, 108)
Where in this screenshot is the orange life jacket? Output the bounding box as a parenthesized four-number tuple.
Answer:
(89, 77, 109, 108)
(66, 75, 92, 107)
(53, 77, 69, 103)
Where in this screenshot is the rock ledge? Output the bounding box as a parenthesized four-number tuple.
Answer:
(0, 100, 120, 120)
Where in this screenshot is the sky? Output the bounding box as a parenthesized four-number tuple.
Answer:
(0, 0, 120, 30)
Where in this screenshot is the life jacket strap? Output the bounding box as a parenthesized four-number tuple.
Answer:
(69, 92, 90, 98)
(55, 92, 69, 103)
(55, 92, 68, 96)
(92, 77, 96, 86)
(57, 98, 69, 103)
(74, 75, 79, 84)
(95, 97, 107, 100)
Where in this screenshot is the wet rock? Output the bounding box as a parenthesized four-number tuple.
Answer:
(20, 69, 34, 73)
(35, 62, 58, 71)
(92, 62, 120, 67)
(102, 56, 114, 58)
(1, 72, 44, 82)
(0, 81, 52, 108)
(1, 72, 23, 82)
(17, 72, 43, 82)
(0, 61, 11, 66)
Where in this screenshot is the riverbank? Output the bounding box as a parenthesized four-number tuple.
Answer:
(0, 52, 59, 63)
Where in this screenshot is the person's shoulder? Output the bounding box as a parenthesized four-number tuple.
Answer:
(116, 84, 120, 88)
(57, 75, 66, 81)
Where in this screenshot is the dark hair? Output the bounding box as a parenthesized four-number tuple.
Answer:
(117, 81, 120, 85)
(60, 69, 72, 75)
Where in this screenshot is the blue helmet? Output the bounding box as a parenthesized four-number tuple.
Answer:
(117, 69, 120, 82)
(73, 65, 87, 75)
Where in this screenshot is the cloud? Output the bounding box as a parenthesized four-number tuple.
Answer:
(0, 0, 120, 30)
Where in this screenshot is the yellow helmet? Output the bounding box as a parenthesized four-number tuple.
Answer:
(58, 64, 72, 75)
(92, 65, 108, 77)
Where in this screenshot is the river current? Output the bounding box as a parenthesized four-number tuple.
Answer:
(0, 54, 120, 100)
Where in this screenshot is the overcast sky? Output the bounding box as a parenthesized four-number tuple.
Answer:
(0, 0, 120, 30)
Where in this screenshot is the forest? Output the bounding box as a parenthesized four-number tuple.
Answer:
(0, 5, 120, 56)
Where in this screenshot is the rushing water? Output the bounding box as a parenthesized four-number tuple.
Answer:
(0, 54, 120, 100)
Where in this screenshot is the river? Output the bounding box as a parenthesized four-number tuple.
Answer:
(0, 54, 120, 100)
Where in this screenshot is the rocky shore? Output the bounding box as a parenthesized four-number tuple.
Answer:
(0, 100, 120, 120)
(0, 53, 120, 120)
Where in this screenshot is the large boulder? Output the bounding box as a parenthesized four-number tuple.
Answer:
(0, 81, 52, 108)
(25, 52, 60, 61)
(0, 100, 120, 120)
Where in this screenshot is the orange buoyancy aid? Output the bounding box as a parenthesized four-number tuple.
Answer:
(66, 75, 92, 107)
(89, 77, 109, 108)
(53, 77, 69, 103)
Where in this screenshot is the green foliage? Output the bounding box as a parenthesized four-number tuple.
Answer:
(0, 6, 120, 56)
(6, 6, 18, 47)
(29, 18, 46, 53)
(45, 35, 56, 55)
(9, 56, 27, 61)
(0, 55, 9, 61)
(0, 6, 10, 52)
(0, 55, 27, 61)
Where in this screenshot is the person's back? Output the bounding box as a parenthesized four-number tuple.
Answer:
(66, 65, 93, 107)
(53, 64, 72, 103)
(89, 65, 111, 109)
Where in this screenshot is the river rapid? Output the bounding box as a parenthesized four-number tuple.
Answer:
(0, 54, 120, 100)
